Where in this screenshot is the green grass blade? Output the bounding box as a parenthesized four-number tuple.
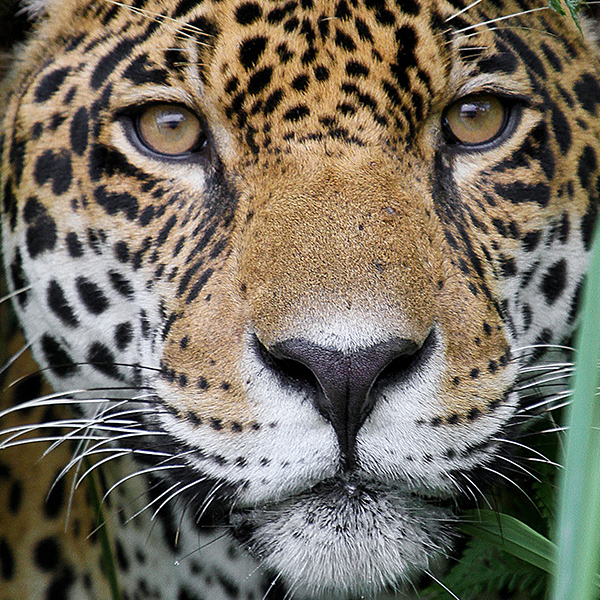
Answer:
(551, 230, 600, 600)
(84, 458, 122, 600)
(461, 510, 556, 574)
(462, 510, 600, 589)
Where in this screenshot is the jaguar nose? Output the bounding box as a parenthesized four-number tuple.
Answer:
(256, 334, 432, 469)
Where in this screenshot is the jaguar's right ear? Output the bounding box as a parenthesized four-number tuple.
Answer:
(0, 0, 40, 82)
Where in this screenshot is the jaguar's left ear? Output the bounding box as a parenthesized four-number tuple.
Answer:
(581, 4, 600, 48)
(16, 0, 50, 18)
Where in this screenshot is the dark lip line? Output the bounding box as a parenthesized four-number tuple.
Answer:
(231, 471, 458, 516)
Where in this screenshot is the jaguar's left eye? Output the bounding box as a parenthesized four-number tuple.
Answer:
(135, 104, 208, 156)
(443, 94, 508, 146)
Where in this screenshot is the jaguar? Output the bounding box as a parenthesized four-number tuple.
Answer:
(1, 0, 599, 598)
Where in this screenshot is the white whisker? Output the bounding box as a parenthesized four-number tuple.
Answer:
(174, 530, 230, 565)
(495, 454, 540, 482)
(515, 370, 573, 392)
(518, 390, 572, 413)
(0, 342, 31, 377)
(0, 286, 32, 305)
(102, 463, 185, 503)
(445, 0, 485, 22)
(151, 478, 203, 522)
(491, 437, 560, 467)
(105, 0, 214, 44)
(481, 466, 535, 507)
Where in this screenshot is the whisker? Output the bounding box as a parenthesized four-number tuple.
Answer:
(426, 570, 461, 600)
(519, 361, 574, 374)
(481, 466, 536, 508)
(0, 390, 153, 421)
(151, 479, 203, 522)
(452, 468, 491, 508)
(0, 286, 32, 305)
(129, 480, 183, 524)
(515, 370, 573, 392)
(495, 454, 540, 482)
(105, 0, 215, 44)
(44, 402, 132, 455)
(173, 530, 230, 565)
(513, 343, 574, 356)
(518, 390, 572, 414)
(193, 481, 230, 524)
(445, 0, 485, 22)
(491, 437, 560, 468)
(0, 341, 31, 377)
(455, 7, 551, 34)
(261, 573, 284, 600)
(102, 463, 186, 503)
(73, 446, 163, 491)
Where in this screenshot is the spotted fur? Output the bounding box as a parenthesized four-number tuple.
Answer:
(1, 0, 600, 598)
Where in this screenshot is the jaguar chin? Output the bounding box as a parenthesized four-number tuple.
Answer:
(231, 477, 454, 599)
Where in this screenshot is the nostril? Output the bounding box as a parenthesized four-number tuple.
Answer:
(254, 337, 320, 395)
(373, 328, 436, 391)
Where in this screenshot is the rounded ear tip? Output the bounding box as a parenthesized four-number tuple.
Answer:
(0, 0, 46, 26)
(0, 0, 34, 72)
(18, 0, 50, 19)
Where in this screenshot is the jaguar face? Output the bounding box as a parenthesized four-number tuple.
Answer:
(1, 0, 600, 597)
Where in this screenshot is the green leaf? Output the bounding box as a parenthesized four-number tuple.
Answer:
(548, 0, 566, 16)
(551, 228, 600, 600)
(461, 510, 556, 574)
(548, 0, 585, 30)
(420, 538, 546, 600)
(84, 458, 122, 600)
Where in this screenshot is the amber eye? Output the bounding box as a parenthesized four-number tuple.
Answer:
(135, 104, 207, 156)
(443, 94, 508, 146)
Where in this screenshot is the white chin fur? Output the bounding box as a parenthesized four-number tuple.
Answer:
(231, 480, 453, 599)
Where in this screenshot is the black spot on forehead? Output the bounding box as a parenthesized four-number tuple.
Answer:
(199, 0, 455, 151)
(236, 2, 263, 25)
(394, 0, 420, 16)
(334, 28, 356, 51)
(70, 107, 89, 156)
(188, 15, 221, 40)
(171, 0, 204, 19)
(476, 42, 518, 75)
(239, 36, 268, 69)
(123, 54, 169, 85)
(91, 37, 140, 90)
(266, 0, 298, 23)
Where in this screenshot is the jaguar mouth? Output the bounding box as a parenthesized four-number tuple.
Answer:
(230, 475, 455, 598)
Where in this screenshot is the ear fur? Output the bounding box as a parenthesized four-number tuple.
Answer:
(0, 0, 33, 81)
(581, 5, 600, 55)
(17, 0, 49, 18)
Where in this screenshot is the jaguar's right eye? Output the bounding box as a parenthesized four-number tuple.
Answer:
(134, 104, 208, 156)
(442, 94, 509, 146)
